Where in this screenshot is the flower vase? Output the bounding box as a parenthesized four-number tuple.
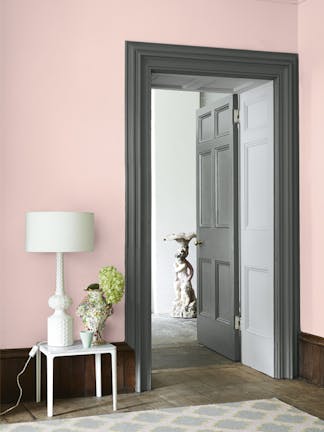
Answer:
(76, 284, 112, 345)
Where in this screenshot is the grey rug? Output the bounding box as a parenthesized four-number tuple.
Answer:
(2, 399, 324, 431)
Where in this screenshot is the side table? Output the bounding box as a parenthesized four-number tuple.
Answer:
(36, 341, 117, 417)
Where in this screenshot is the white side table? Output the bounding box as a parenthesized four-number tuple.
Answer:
(36, 341, 117, 417)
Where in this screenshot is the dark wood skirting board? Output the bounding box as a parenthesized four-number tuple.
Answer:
(299, 332, 324, 386)
(0, 342, 135, 406)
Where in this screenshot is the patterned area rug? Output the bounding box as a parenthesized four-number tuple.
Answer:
(2, 399, 324, 431)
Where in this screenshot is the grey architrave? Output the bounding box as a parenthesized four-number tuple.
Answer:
(125, 41, 299, 392)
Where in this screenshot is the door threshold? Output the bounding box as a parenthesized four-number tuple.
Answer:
(152, 363, 242, 374)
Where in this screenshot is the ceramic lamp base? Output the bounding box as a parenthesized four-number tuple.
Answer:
(48, 312, 73, 347)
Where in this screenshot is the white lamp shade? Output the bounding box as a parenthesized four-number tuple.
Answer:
(26, 211, 94, 252)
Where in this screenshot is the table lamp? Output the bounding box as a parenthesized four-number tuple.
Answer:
(26, 211, 94, 347)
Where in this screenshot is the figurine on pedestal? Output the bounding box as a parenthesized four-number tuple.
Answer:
(164, 232, 197, 318)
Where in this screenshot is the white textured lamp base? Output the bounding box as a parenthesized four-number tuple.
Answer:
(48, 312, 73, 347)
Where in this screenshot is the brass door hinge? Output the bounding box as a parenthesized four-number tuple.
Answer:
(234, 315, 241, 330)
(233, 108, 240, 125)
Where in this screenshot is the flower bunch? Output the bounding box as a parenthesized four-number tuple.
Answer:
(99, 266, 125, 305)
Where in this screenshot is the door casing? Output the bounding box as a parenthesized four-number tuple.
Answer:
(125, 41, 299, 392)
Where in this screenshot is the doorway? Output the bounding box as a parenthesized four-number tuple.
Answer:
(150, 87, 232, 372)
(151, 78, 274, 376)
(125, 41, 299, 392)
(151, 88, 202, 371)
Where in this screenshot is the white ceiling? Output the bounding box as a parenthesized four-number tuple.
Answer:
(151, 73, 268, 94)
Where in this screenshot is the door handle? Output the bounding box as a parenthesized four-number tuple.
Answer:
(195, 240, 204, 246)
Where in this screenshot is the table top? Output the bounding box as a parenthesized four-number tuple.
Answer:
(38, 341, 116, 357)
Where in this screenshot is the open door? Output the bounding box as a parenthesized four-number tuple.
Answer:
(240, 82, 274, 377)
(196, 96, 240, 361)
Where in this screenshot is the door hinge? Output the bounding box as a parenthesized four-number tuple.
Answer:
(233, 108, 240, 124)
(234, 315, 241, 330)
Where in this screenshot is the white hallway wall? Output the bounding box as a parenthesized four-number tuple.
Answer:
(152, 89, 199, 314)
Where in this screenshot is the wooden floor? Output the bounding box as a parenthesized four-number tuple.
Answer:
(1, 363, 323, 424)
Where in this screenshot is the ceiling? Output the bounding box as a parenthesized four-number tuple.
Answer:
(151, 73, 268, 94)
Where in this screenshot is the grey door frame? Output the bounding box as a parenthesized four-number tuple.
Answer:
(125, 41, 299, 392)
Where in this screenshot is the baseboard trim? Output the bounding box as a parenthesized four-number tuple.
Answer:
(299, 332, 324, 386)
(0, 342, 135, 405)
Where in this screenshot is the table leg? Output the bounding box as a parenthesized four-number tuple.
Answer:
(111, 349, 117, 411)
(95, 353, 102, 397)
(47, 356, 54, 417)
(36, 349, 41, 403)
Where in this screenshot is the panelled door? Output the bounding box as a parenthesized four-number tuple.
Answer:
(196, 96, 240, 361)
(240, 82, 274, 377)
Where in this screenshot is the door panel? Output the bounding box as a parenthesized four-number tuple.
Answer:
(215, 146, 231, 227)
(199, 258, 214, 318)
(199, 151, 213, 227)
(244, 140, 270, 229)
(196, 96, 240, 361)
(216, 261, 231, 324)
(216, 107, 231, 136)
(240, 82, 274, 377)
(199, 113, 214, 141)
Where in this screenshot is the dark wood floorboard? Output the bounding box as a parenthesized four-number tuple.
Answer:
(1, 363, 323, 424)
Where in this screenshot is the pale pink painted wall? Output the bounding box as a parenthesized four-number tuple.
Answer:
(299, 0, 324, 338)
(1, 0, 299, 348)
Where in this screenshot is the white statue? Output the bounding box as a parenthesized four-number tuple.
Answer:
(164, 232, 197, 318)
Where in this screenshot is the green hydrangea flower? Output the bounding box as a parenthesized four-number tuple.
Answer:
(99, 266, 125, 305)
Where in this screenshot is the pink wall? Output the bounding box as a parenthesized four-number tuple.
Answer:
(1, 0, 299, 348)
(299, 0, 324, 338)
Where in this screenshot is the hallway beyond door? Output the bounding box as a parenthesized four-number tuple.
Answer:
(152, 313, 233, 370)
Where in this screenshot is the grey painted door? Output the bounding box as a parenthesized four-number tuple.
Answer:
(196, 96, 240, 361)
